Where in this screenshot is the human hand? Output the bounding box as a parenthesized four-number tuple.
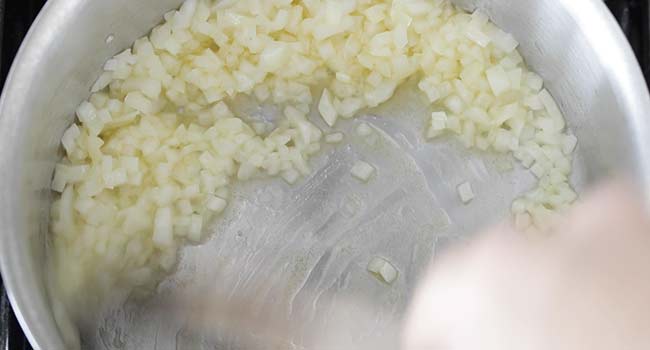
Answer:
(403, 183, 650, 350)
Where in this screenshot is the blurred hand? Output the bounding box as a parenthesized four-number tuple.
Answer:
(403, 183, 650, 350)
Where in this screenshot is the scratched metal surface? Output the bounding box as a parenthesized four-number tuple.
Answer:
(0, 0, 647, 349)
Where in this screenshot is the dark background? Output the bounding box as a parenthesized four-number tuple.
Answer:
(0, 0, 648, 349)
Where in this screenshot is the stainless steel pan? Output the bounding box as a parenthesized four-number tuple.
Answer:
(0, 0, 648, 349)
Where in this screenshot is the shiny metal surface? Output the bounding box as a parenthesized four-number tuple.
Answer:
(0, 0, 648, 349)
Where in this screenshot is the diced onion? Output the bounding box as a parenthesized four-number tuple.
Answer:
(491, 29, 519, 53)
(486, 65, 510, 96)
(356, 122, 374, 137)
(367, 257, 398, 284)
(61, 124, 80, 155)
(124, 92, 154, 114)
(49, 0, 578, 309)
(325, 132, 344, 144)
(457, 181, 475, 204)
(153, 207, 173, 247)
(539, 89, 563, 121)
(430, 111, 448, 131)
(206, 195, 227, 213)
(562, 134, 578, 155)
(351, 160, 376, 182)
(282, 169, 300, 184)
(318, 89, 338, 127)
(466, 26, 491, 47)
(188, 214, 203, 242)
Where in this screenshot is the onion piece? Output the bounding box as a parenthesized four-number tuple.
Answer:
(325, 132, 344, 144)
(457, 181, 475, 204)
(562, 134, 578, 155)
(367, 257, 398, 284)
(486, 66, 510, 96)
(206, 196, 227, 214)
(153, 207, 173, 247)
(356, 122, 374, 137)
(282, 169, 300, 185)
(351, 160, 376, 182)
(61, 124, 81, 155)
(318, 88, 338, 127)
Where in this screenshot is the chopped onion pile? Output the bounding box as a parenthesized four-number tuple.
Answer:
(50, 0, 577, 304)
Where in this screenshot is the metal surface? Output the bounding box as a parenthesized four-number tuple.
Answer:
(0, 0, 649, 349)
